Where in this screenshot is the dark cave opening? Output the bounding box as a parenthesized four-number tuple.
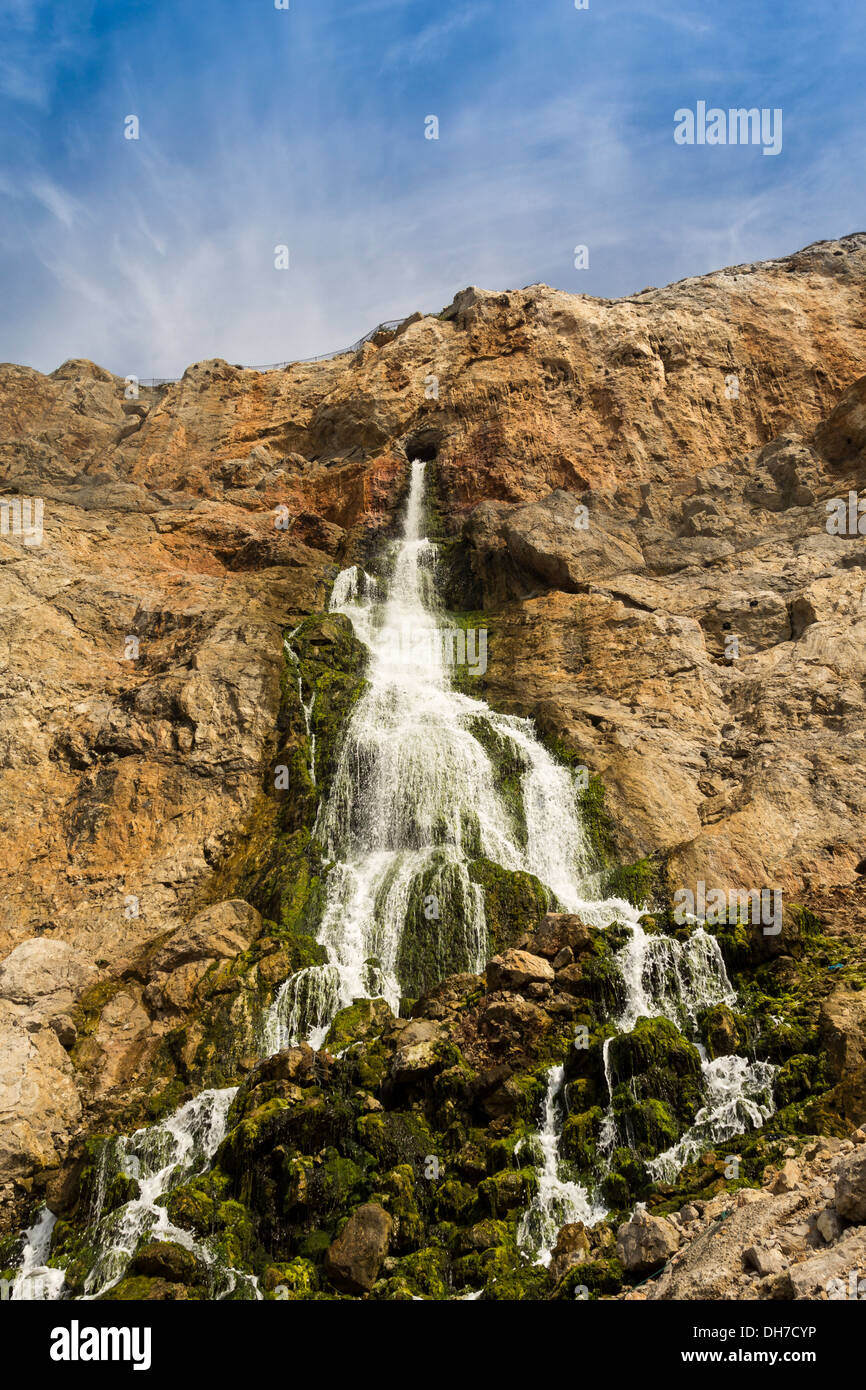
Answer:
(406, 439, 438, 462)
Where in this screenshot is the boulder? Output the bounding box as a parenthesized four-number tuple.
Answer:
(0, 939, 99, 1024)
(549, 1222, 591, 1283)
(130, 1241, 200, 1284)
(486, 949, 554, 993)
(770, 1159, 801, 1195)
(148, 900, 263, 976)
(325, 997, 393, 1053)
(146, 899, 263, 1012)
(616, 1207, 680, 1275)
(390, 1020, 446, 1083)
(324, 1203, 392, 1294)
(553, 962, 589, 998)
(816, 1206, 844, 1244)
(744, 1245, 786, 1277)
(528, 914, 594, 960)
(0, 1003, 82, 1177)
(819, 988, 866, 1081)
(505, 491, 645, 593)
(835, 1147, 866, 1223)
(775, 1227, 866, 1300)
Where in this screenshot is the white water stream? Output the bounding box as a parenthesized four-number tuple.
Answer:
(11, 459, 776, 1292)
(265, 461, 600, 1050)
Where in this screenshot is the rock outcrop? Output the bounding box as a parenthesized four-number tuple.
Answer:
(2, 233, 866, 1293)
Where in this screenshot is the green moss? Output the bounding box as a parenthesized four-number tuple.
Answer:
(601, 1147, 652, 1209)
(775, 1053, 821, 1107)
(559, 1106, 604, 1168)
(608, 1016, 704, 1127)
(453, 1240, 549, 1301)
(325, 998, 392, 1053)
(601, 856, 661, 910)
(699, 1003, 747, 1060)
(466, 717, 530, 849)
(297, 1229, 332, 1264)
(392, 850, 491, 998)
(263, 1258, 319, 1298)
(551, 1257, 624, 1300)
(477, 1166, 538, 1219)
(355, 1109, 437, 1173)
(69, 981, 125, 1066)
(100, 1275, 202, 1301)
(374, 1246, 452, 1300)
(467, 858, 550, 955)
(130, 1240, 200, 1284)
(434, 1179, 477, 1223)
(162, 1170, 233, 1236)
(380, 1165, 426, 1251)
(575, 771, 617, 867)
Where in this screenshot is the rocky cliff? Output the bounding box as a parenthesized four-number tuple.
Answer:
(1, 233, 865, 1299)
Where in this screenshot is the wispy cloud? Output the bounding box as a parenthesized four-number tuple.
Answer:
(28, 178, 82, 227)
(0, 0, 864, 376)
(381, 4, 492, 69)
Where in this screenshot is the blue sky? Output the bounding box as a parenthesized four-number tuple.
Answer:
(0, 0, 864, 377)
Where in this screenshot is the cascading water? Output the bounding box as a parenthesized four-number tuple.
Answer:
(8, 1208, 66, 1301)
(10, 458, 777, 1294)
(14, 1088, 257, 1302)
(516, 1067, 607, 1265)
(596, 926, 776, 1178)
(265, 460, 600, 1051)
(77, 1088, 255, 1301)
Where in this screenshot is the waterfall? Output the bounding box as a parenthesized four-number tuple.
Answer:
(9, 458, 776, 1293)
(596, 925, 776, 1178)
(76, 1088, 250, 1301)
(265, 459, 599, 1050)
(17, 1088, 257, 1302)
(516, 1067, 606, 1266)
(8, 1208, 66, 1301)
(647, 1051, 777, 1182)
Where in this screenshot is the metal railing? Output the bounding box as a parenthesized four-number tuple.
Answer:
(137, 317, 409, 389)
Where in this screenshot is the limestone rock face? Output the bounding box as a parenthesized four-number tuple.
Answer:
(2, 231, 866, 1215)
(145, 900, 263, 1015)
(504, 491, 645, 591)
(324, 1203, 392, 1293)
(0, 1004, 82, 1178)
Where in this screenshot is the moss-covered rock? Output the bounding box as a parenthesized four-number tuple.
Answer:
(467, 858, 551, 956)
(325, 998, 394, 1053)
(129, 1240, 201, 1284)
(607, 1016, 704, 1128)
